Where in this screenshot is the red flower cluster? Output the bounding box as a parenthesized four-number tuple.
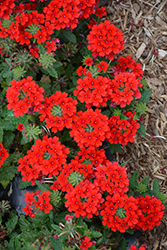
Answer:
(0, 0, 15, 19)
(110, 72, 142, 108)
(135, 195, 165, 231)
(6, 76, 45, 117)
(100, 193, 141, 233)
(69, 109, 110, 148)
(18, 135, 69, 185)
(73, 74, 112, 108)
(0, 142, 9, 167)
(128, 246, 146, 250)
(108, 111, 140, 145)
(38, 91, 77, 133)
(94, 161, 129, 196)
(87, 20, 124, 60)
(65, 180, 104, 218)
(0, 0, 99, 54)
(23, 190, 53, 216)
(80, 236, 92, 250)
(116, 55, 144, 80)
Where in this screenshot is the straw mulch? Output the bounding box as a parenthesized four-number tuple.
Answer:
(102, 0, 167, 249)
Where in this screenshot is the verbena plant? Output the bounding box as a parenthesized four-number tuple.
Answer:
(0, 1, 166, 250)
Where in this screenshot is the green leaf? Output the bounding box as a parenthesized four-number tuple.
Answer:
(38, 43, 45, 55)
(14, 237, 21, 249)
(19, 215, 31, 232)
(129, 170, 138, 189)
(91, 231, 102, 238)
(6, 215, 18, 233)
(19, 180, 32, 190)
(125, 228, 134, 234)
(35, 180, 50, 192)
(120, 238, 127, 250)
(102, 110, 111, 117)
(63, 30, 77, 43)
(141, 176, 149, 185)
(50, 236, 63, 250)
(44, 66, 58, 78)
(3, 131, 15, 148)
(0, 165, 17, 182)
(80, 46, 91, 57)
(0, 128, 3, 142)
(153, 179, 160, 194)
(109, 143, 122, 154)
(51, 224, 62, 233)
(131, 170, 138, 182)
(137, 123, 146, 137)
(139, 88, 152, 104)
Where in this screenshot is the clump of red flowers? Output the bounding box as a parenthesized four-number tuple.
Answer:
(6, 76, 45, 117)
(38, 91, 78, 133)
(17, 135, 70, 185)
(0, 142, 9, 167)
(87, 20, 124, 60)
(108, 111, 140, 145)
(69, 108, 110, 149)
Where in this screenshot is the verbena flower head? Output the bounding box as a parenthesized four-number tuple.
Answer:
(0, 143, 9, 167)
(100, 193, 141, 233)
(69, 108, 110, 149)
(6, 76, 45, 117)
(18, 135, 70, 185)
(87, 20, 125, 60)
(38, 91, 78, 133)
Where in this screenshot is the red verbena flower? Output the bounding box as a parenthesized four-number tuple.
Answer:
(6, 76, 45, 117)
(80, 236, 92, 250)
(17, 123, 25, 131)
(0, 143, 9, 167)
(135, 195, 165, 231)
(69, 108, 110, 149)
(38, 91, 77, 133)
(87, 20, 124, 60)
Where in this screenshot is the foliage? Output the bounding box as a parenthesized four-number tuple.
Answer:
(0, 1, 164, 250)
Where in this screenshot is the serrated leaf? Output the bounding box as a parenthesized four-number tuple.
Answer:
(80, 46, 91, 57)
(141, 176, 149, 185)
(14, 237, 21, 249)
(153, 179, 160, 194)
(0, 179, 10, 189)
(0, 128, 3, 142)
(131, 170, 138, 182)
(137, 123, 146, 137)
(109, 143, 122, 154)
(129, 179, 137, 189)
(0, 165, 17, 182)
(121, 238, 127, 250)
(6, 215, 18, 233)
(35, 180, 50, 192)
(139, 88, 152, 104)
(3, 131, 15, 148)
(19, 180, 32, 190)
(50, 236, 63, 250)
(38, 43, 45, 55)
(45, 67, 58, 78)
(51, 224, 62, 234)
(91, 231, 102, 238)
(63, 30, 76, 43)
(102, 110, 111, 117)
(19, 215, 31, 232)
